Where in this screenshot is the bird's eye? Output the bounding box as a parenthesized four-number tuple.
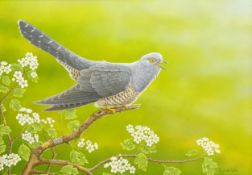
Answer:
(149, 58, 156, 63)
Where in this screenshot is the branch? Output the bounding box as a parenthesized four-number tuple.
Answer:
(89, 154, 203, 172)
(22, 106, 138, 175)
(40, 159, 93, 175)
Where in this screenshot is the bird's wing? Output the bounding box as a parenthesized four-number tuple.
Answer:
(18, 20, 96, 80)
(37, 64, 132, 111)
(79, 64, 132, 97)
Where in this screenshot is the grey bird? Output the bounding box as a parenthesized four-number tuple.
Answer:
(18, 20, 166, 111)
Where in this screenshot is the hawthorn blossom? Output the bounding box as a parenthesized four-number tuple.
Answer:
(0, 153, 21, 171)
(22, 131, 39, 144)
(18, 52, 39, 70)
(77, 138, 98, 153)
(104, 156, 136, 174)
(41, 117, 55, 127)
(12, 71, 28, 88)
(126, 124, 159, 147)
(196, 137, 221, 156)
(0, 61, 12, 77)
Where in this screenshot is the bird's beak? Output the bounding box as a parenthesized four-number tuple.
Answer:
(157, 60, 168, 70)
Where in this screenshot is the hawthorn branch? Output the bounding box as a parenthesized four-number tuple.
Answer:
(40, 159, 93, 175)
(22, 106, 138, 175)
(89, 154, 203, 172)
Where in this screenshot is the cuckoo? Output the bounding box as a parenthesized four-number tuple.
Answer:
(18, 20, 166, 111)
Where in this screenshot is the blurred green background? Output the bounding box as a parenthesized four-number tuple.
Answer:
(0, 0, 251, 174)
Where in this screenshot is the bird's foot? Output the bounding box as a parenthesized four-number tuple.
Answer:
(102, 107, 117, 113)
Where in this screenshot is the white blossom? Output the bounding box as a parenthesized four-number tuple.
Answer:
(0, 153, 21, 171)
(22, 131, 39, 144)
(18, 52, 39, 70)
(77, 138, 98, 153)
(104, 156, 136, 174)
(126, 124, 159, 147)
(196, 137, 221, 156)
(41, 117, 55, 127)
(0, 61, 12, 77)
(30, 71, 38, 78)
(12, 71, 28, 88)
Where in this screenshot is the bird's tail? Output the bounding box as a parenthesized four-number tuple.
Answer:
(18, 20, 94, 70)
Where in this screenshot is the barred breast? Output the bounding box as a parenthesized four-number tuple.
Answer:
(95, 84, 139, 108)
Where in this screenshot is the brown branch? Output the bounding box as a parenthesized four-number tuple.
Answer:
(22, 106, 138, 175)
(89, 154, 203, 172)
(40, 159, 93, 175)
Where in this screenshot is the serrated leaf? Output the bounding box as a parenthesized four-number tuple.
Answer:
(70, 150, 88, 165)
(163, 166, 181, 175)
(134, 153, 148, 171)
(0, 144, 6, 154)
(121, 138, 136, 151)
(11, 63, 23, 71)
(9, 99, 22, 111)
(60, 165, 79, 175)
(186, 149, 199, 157)
(0, 124, 11, 136)
(1, 75, 11, 86)
(18, 144, 31, 161)
(0, 84, 9, 93)
(202, 157, 218, 175)
(62, 109, 77, 120)
(46, 128, 57, 138)
(12, 87, 25, 97)
(138, 143, 157, 154)
(67, 120, 80, 132)
(26, 123, 42, 133)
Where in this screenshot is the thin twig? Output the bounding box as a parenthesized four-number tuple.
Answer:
(40, 159, 93, 175)
(89, 154, 203, 172)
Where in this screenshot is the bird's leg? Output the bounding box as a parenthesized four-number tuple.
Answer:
(102, 107, 117, 113)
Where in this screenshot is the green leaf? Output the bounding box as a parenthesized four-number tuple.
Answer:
(62, 109, 77, 120)
(67, 120, 80, 132)
(202, 157, 218, 175)
(138, 143, 157, 154)
(163, 166, 182, 175)
(60, 165, 79, 175)
(121, 138, 136, 151)
(134, 153, 148, 171)
(0, 84, 9, 93)
(18, 144, 31, 161)
(70, 150, 88, 165)
(102, 173, 113, 175)
(9, 99, 22, 111)
(0, 144, 6, 154)
(11, 63, 23, 71)
(12, 87, 26, 97)
(0, 124, 11, 136)
(1, 75, 11, 86)
(185, 149, 199, 157)
(46, 128, 58, 138)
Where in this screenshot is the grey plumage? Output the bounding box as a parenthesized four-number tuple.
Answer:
(18, 20, 166, 111)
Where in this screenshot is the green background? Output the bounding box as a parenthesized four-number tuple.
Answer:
(0, 0, 251, 174)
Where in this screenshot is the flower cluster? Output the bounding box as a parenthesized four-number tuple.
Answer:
(104, 156, 136, 174)
(0, 61, 12, 77)
(18, 52, 39, 70)
(16, 107, 40, 125)
(77, 138, 98, 153)
(0, 153, 21, 171)
(41, 117, 55, 127)
(18, 52, 39, 79)
(22, 131, 39, 144)
(16, 107, 55, 127)
(12, 71, 28, 88)
(196, 137, 221, 156)
(126, 124, 159, 147)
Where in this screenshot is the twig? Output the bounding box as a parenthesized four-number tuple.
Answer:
(22, 106, 138, 175)
(31, 170, 56, 175)
(39, 159, 93, 175)
(89, 154, 203, 172)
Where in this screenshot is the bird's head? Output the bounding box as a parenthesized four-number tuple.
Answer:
(140, 52, 167, 70)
